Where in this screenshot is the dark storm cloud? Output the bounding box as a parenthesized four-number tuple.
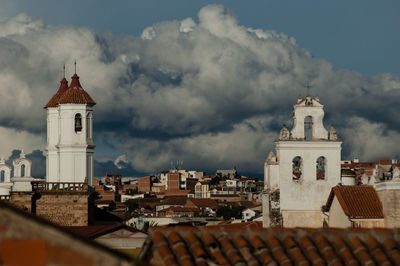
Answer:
(0, 6, 400, 175)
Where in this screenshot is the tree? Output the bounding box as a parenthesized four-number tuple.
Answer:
(216, 205, 245, 220)
(124, 199, 139, 214)
(125, 188, 139, 195)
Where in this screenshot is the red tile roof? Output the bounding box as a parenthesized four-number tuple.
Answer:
(58, 74, 96, 105)
(324, 185, 384, 219)
(140, 224, 400, 265)
(66, 225, 140, 239)
(44, 77, 69, 108)
(186, 198, 218, 209)
(159, 207, 201, 213)
(377, 158, 391, 165)
(157, 196, 187, 206)
(45, 74, 95, 108)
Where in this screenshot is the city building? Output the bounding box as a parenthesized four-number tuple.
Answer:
(323, 185, 384, 228)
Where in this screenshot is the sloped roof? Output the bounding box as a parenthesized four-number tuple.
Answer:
(159, 207, 201, 213)
(140, 223, 400, 266)
(67, 224, 141, 239)
(324, 185, 384, 219)
(58, 74, 96, 105)
(0, 201, 132, 264)
(45, 74, 96, 108)
(44, 77, 69, 108)
(157, 196, 187, 206)
(186, 198, 218, 209)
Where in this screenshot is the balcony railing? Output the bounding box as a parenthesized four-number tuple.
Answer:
(31, 182, 88, 192)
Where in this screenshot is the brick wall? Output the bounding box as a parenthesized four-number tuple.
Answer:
(167, 173, 180, 191)
(138, 176, 151, 193)
(9, 192, 32, 212)
(9, 192, 91, 226)
(36, 193, 90, 226)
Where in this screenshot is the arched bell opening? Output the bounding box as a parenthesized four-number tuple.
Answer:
(292, 156, 302, 180)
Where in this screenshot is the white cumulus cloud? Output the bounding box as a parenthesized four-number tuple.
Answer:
(0, 5, 399, 175)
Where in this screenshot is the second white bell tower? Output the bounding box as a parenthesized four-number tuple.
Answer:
(263, 95, 342, 228)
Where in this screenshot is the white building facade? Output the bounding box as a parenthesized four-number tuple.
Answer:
(263, 95, 342, 228)
(44, 74, 96, 185)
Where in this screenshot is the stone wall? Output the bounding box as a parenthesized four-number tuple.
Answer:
(377, 189, 400, 228)
(9, 191, 92, 226)
(36, 192, 90, 226)
(282, 210, 324, 228)
(9, 192, 32, 212)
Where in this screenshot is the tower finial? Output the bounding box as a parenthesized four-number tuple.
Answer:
(63, 64, 66, 78)
(306, 80, 312, 97)
(74, 60, 77, 74)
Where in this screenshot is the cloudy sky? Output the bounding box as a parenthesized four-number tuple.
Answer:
(0, 1, 400, 178)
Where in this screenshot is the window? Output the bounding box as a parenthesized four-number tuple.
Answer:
(304, 116, 313, 140)
(316, 156, 326, 180)
(292, 156, 302, 180)
(21, 164, 25, 177)
(75, 113, 82, 132)
(0, 170, 4, 182)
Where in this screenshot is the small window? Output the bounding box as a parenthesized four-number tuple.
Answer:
(0, 170, 4, 182)
(316, 156, 326, 180)
(75, 114, 82, 132)
(292, 156, 302, 180)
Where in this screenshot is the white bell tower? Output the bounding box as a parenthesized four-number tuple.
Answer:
(44, 72, 96, 185)
(263, 95, 342, 228)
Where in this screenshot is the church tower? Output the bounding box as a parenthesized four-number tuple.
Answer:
(44, 72, 96, 185)
(263, 95, 341, 228)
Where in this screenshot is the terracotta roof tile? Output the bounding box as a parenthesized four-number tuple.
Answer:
(45, 75, 95, 108)
(349, 236, 375, 265)
(324, 185, 384, 219)
(44, 78, 69, 108)
(331, 236, 358, 266)
(58, 74, 96, 105)
(299, 235, 324, 266)
(141, 225, 400, 265)
(365, 236, 390, 265)
(315, 235, 341, 265)
(67, 224, 140, 239)
(186, 198, 218, 209)
(159, 206, 201, 213)
(383, 238, 400, 264)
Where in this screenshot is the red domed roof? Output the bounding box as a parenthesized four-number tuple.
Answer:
(44, 78, 69, 108)
(58, 74, 96, 106)
(44, 74, 96, 108)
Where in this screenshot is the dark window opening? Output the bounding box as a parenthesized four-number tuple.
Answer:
(75, 114, 82, 132)
(292, 156, 302, 180)
(21, 164, 25, 177)
(304, 116, 313, 140)
(316, 156, 326, 180)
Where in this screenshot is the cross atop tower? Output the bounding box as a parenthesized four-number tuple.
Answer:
(305, 80, 312, 96)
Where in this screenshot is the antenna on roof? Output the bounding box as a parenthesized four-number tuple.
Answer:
(74, 60, 77, 74)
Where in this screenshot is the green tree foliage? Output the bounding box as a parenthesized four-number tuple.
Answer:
(124, 199, 139, 214)
(216, 205, 245, 220)
(125, 188, 139, 195)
